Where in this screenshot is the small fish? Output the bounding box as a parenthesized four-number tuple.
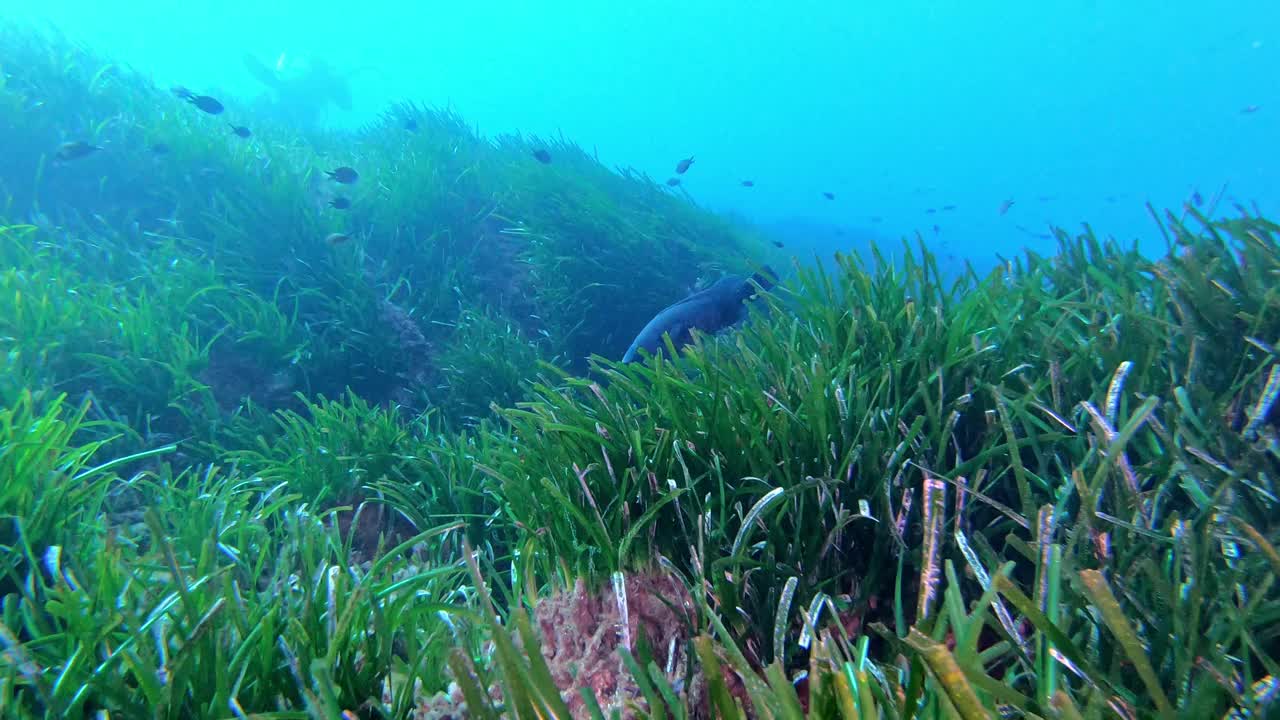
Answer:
(666, 177, 681, 187)
(54, 140, 101, 162)
(1038, 195, 1054, 202)
(229, 125, 251, 138)
(192, 95, 224, 114)
(326, 166, 359, 183)
(998, 199, 1015, 215)
(926, 208, 937, 214)
(150, 142, 170, 155)
(822, 192, 835, 200)
(404, 118, 419, 132)
(1191, 190, 1204, 207)
(329, 197, 351, 210)
(173, 87, 224, 114)
(932, 224, 940, 234)
(942, 205, 956, 211)
(675, 156, 695, 174)
(741, 180, 754, 187)
(532, 149, 552, 164)
(325, 232, 351, 245)
(1241, 105, 1260, 114)
(870, 216, 883, 223)
(772, 240, 784, 248)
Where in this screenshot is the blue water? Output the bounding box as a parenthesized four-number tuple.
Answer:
(15, 1, 1277, 268)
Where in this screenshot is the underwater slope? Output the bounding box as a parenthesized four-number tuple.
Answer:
(0, 22, 771, 435)
(2, 21, 1279, 720)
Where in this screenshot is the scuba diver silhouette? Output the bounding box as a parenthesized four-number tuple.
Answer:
(241, 51, 380, 128)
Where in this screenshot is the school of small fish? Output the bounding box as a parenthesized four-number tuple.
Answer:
(48, 74, 1261, 253)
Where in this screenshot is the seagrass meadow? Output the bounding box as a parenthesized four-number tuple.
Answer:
(2, 22, 1279, 720)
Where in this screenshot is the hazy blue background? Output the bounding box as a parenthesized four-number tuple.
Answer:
(13, 1, 1277, 269)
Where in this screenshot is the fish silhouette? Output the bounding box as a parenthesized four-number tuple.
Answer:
(622, 267, 777, 363)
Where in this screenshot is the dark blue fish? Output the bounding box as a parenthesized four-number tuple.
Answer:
(54, 140, 101, 162)
(326, 166, 359, 183)
(172, 86, 224, 114)
(192, 95, 224, 114)
(622, 267, 777, 363)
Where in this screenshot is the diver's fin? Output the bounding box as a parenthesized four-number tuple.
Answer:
(750, 265, 778, 292)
